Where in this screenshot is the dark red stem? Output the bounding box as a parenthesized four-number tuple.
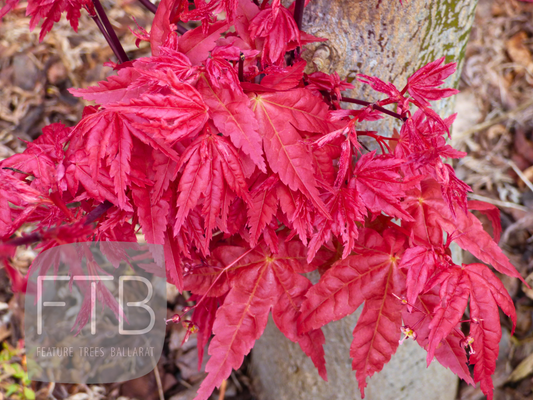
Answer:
(238, 53, 244, 82)
(85, 200, 114, 225)
(138, 0, 157, 13)
(293, 0, 305, 31)
(136, 0, 188, 34)
(340, 97, 407, 121)
(92, 0, 129, 64)
(358, 132, 400, 141)
(6, 233, 42, 247)
(3, 200, 114, 247)
(90, 15, 119, 59)
(176, 24, 188, 35)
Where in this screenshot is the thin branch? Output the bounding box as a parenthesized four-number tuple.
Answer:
(85, 200, 114, 225)
(293, 0, 305, 31)
(136, 0, 189, 34)
(238, 52, 244, 82)
(92, 0, 129, 64)
(340, 96, 407, 121)
(467, 193, 527, 212)
(6, 233, 42, 247)
(153, 363, 165, 400)
(459, 98, 533, 138)
(4, 200, 114, 247)
(176, 24, 188, 35)
(138, 0, 157, 13)
(508, 160, 533, 193)
(218, 380, 227, 400)
(90, 15, 121, 60)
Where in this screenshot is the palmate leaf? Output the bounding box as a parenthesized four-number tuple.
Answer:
(191, 295, 219, 369)
(66, 150, 126, 210)
(307, 187, 365, 262)
(247, 175, 279, 246)
(197, 74, 266, 171)
(164, 227, 184, 291)
(414, 180, 524, 282)
(248, 0, 324, 66)
(178, 21, 230, 65)
(261, 60, 307, 90)
(406, 57, 459, 105)
(131, 185, 169, 246)
(467, 200, 502, 243)
(195, 255, 274, 400)
(402, 289, 474, 385)
(193, 240, 326, 400)
(108, 80, 209, 144)
(352, 151, 414, 221)
(66, 110, 153, 210)
(401, 260, 516, 400)
(399, 246, 438, 308)
(0, 169, 55, 238)
(299, 229, 406, 397)
(69, 47, 196, 106)
(425, 266, 470, 364)
(271, 256, 327, 380)
(250, 88, 332, 217)
(3, 0, 91, 42)
(68, 67, 144, 106)
(173, 131, 250, 248)
(351, 283, 404, 397)
(467, 263, 516, 399)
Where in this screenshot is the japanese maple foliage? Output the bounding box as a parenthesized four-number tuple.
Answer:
(0, 0, 523, 399)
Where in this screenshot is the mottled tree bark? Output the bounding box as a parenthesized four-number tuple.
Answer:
(302, 0, 477, 122)
(251, 1, 477, 399)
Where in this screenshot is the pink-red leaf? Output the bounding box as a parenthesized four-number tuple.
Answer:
(194, 253, 274, 400)
(352, 151, 414, 221)
(407, 57, 459, 105)
(197, 75, 265, 171)
(178, 21, 229, 65)
(426, 267, 470, 365)
(251, 89, 331, 216)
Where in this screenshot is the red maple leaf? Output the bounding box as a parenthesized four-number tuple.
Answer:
(408, 180, 524, 282)
(250, 88, 333, 216)
(191, 239, 326, 400)
(351, 151, 415, 221)
(307, 186, 365, 262)
(406, 57, 460, 105)
(173, 128, 250, 248)
(248, 0, 324, 66)
(1, 0, 94, 42)
(197, 74, 265, 171)
(299, 228, 406, 397)
(401, 288, 474, 385)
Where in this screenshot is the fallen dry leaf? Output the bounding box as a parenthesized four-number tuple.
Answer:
(506, 31, 533, 72)
(508, 352, 533, 382)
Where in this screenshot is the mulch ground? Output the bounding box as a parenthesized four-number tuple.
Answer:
(3, 0, 533, 399)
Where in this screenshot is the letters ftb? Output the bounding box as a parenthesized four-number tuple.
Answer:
(37, 275, 156, 335)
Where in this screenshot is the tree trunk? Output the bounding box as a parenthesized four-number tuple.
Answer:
(251, 1, 478, 399)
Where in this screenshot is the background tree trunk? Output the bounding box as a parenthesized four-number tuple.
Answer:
(251, 0, 478, 399)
